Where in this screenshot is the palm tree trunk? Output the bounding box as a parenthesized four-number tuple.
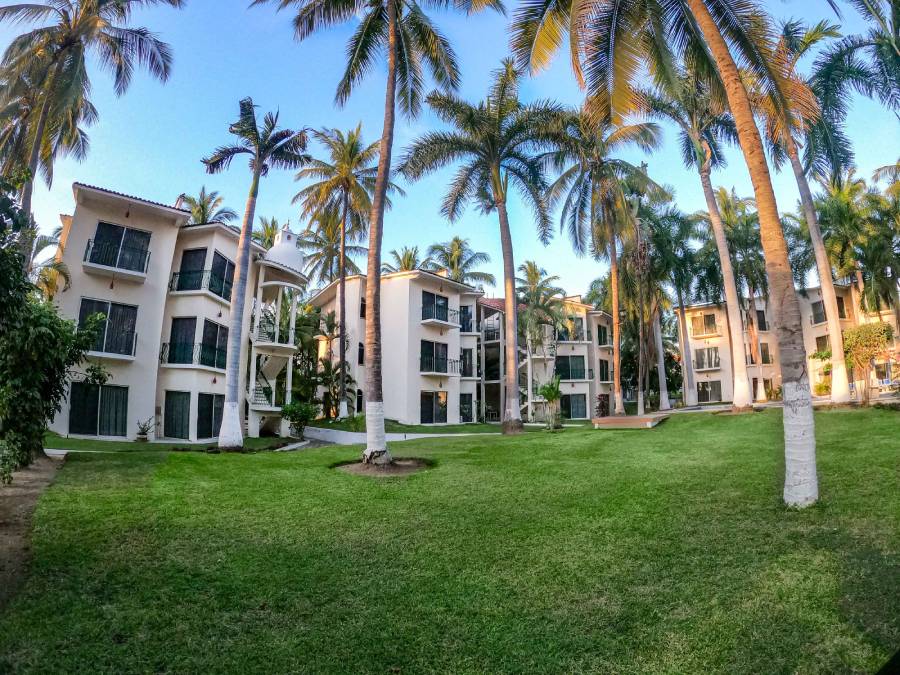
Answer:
(676, 286, 697, 406)
(698, 163, 753, 410)
(654, 312, 671, 410)
(526, 332, 534, 421)
(637, 284, 645, 416)
(608, 224, 625, 415)
(218, 169, 261, 448)
(687, 0, 817, 506)
(784, 134, 850, 403)
(19, 62, 59, 226)
(361, 0, 398, 464)
(337, 192, 349, 419)
(497, 197, 523, 434)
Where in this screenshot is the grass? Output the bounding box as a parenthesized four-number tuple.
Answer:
(43, 431, 291, 453)
(3, 408, 897, 673)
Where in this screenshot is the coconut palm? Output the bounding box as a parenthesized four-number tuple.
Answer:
(545, 109, 661, 414)
(294, 125, 397, 418)
(177, 186, 238, 225)
(299, 209, 367, 285)
(202, 97, 309, 449)
(516, 260, 564, 420)
(513, 0, 822, 508)
(20, 223, 69, 299)
(253, 216, 284, 249)
(398, 59, 561, 434)
(382, 246, 428, 273)
(253, 0, 502, 464)
(426, 236, 496, 286)
(0, 0, 184, 223)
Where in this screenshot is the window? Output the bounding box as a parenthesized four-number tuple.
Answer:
(164, 391, 191, 439)
(597, 325, 609, 346)
(167, 317, 197, 364)
(87, 221, 151, 273)
(461, 348, 474, 377)
(815, 334, 831, 353)
(420, 340, 450, 373)
(598, 359, 610, 381)
(555, 355, 586, 380)
(420, 391, 448, 424)
(79, 298, 138, 355)
(691, 313, 718, 336)
(422, 290, 450, 322)
(197, 393, 224, 439)
(875, 362, 891, 382)
(176, 248, 207, 290)
(208, 251, 235, 301)
(357, 342, 364, 365)
(837, 296, 847, 319)
(756, 310, 768, 332)
(359, 297, 366, 318)
(200, 320, 228, 369)
(460, 393, 474, 422)
(697, 381, 722, 403)
(811, 300, 827, 325)
(695, 347, 720, 370)
(356, 389, 364, 414)
(760, 342, 772, 364)
(561, 394, 587, 419)
(460, 305, 473, 332)
(558, 317, 585, 341)
(69, 382, 128, 436)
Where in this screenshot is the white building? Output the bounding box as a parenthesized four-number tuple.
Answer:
(49, 183, 307, 442)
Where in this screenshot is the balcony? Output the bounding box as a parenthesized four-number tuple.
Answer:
(810, 313, 828, 327)
(88, 323, 137, 360)
(691, 323, 723, 338)
(556, 328, 591, 343)
(420, 355, 460, 376)
(82, 239, 150, 282)
(249, 385, 281, 411)
(421, 305, 460, 328)
(558, 368, 587, 381)
(159, 342, 227, 370)
(459, 317, 479, 333)
(169, 270, 233, 304)
(483, 327, 501, 342)
(598, 369, 613, 383)
(694, 359, 722, 372)
(252, 320, 296, 354)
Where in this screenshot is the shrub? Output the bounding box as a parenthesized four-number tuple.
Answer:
(347, 414, 366, 432)
(281, 401, 318, 439)
(595, 394, 610, 418)
(813, 382, 831, 396)
(843, 323, 894, 404)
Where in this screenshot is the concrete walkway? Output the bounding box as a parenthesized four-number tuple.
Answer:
(44, 439, 312, 458)
(303, 426, 499, 446)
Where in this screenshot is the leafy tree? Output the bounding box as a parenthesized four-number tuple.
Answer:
(426, 236, 496, 286)
(203, 97, 309, 449)
(21, 223, 70, 299)
(399, 59, 561, 434)
(178, 186, 238, 224)
(843, 322, 894, 404)
(253, 0, 502, 465)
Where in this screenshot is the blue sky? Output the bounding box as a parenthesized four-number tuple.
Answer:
(2, 0, 897, 297)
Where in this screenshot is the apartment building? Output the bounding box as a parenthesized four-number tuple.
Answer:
(676, 284, 899, 403)
(49, 183, 307, 442)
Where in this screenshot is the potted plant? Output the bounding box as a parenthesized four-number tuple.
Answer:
(136, 418, 154, 442)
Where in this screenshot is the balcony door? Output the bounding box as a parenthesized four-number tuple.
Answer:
(177, 248, 207, 290)
(200, 320, 228, 369)
(90, 222, 151, 272)
(78, 298, 137, 355)
(169, 318, 197, 364)
(420, 391, 448, 424)
(69, 382, 128, 436)
(209, 251, 235, 300)
(164, 391, 191, 439)
(197, 393, 225, 439)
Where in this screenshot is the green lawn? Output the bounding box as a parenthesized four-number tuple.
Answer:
(43, 431, 292, 453)
(4, 408, 898, 673)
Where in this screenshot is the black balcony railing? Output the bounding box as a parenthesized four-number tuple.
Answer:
(169, 269, 233, 302)
(84, 239, 150, 274)
(90, 323, 137, 356)
(460, 316, 479, 332)
(484, 328, 501, 341)
(160, 342, 227, 369)
(422, 304, 460, 324)
(420, 355, 460, 374)
(558, 367, 587, 380)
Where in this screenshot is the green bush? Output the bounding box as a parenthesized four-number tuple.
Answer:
(813, 381, 831, 396)
(280, 401, 318, 439)
(347, 414, 366, 432)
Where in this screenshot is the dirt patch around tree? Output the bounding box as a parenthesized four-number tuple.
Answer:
(0, 455, 62, 610)
(336, 458, 431, 477)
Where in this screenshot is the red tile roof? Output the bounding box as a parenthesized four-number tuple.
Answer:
(74, 183, 190, 214)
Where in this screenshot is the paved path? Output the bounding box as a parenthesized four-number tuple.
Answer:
(303, 427, 499, 446)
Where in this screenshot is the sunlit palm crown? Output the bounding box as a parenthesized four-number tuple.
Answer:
(179, 186, 237, 224)
(299, 209, 367, 284)
(382, 245, 428, 273)
(426, 236, 495, 286)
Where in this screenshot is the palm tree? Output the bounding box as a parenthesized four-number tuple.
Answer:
(253, 216, 283, 249)
(0, 0, 184, 222)
(426, 236, 496, 286)
(517, 260, 564, 421)
(294, 125, 394, 418)
(254, 0, 501, 464)
(511, 0, 820, 505)
(545, 109, 661, 415)
(755, 20, 852, 404)
(21, 223, 69, 299)
(299, 209, 367, 285)
(382, 246, 428, 273)
(641, 71, 754, 411)
(398, 60, 561, 434)
(202, 97, 309, 449)
(177, 186, 238, 224)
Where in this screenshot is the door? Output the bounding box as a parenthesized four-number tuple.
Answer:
(98, 386, 128, 436)
(209, 251, 235, 300)
(197, 393, 225, 439)
(69, 382, 99, 435)
(90, 222, 124, 267)
(177, 248, 207, 290)
(78, 298, 109, 352)
(119, 228, 151, 272)
(169, 318, 196, 364)
(164, 391, 191, 439)
(200, 320, 227, 368)
(106, 303, 138, 355)
(460, 393, 473, 422)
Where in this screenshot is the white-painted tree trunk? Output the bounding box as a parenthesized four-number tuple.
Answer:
(363, 401, 391, 464)
(781, 379, 818, 506)
(654, 315, 671, 410)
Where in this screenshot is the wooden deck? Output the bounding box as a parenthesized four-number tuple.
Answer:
(591, 414, 669, 430)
